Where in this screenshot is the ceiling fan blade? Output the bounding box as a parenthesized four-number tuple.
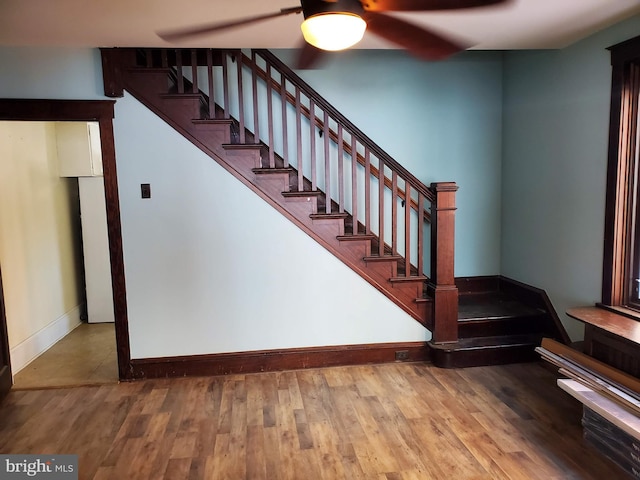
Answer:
(158, 7, 302, 42)
(295, 41, 326, 69)
(361, 0, 509, 12)
(364, 11, 466, 61)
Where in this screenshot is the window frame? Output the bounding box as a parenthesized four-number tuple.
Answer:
(602, 35, 640, 312)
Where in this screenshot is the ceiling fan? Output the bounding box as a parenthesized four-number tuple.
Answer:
(158, 0, 509, 68)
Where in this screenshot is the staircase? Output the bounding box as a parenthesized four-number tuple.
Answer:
(431, 276, 572, 367)
(101, 47, 459, 344)
(100, 48, 568, 366)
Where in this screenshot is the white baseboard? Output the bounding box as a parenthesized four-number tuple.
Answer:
(10, 305, 83, 375)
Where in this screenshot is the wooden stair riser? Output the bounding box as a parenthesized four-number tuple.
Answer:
(124, 87, 233, 165)
(337, 236, 374, 257)
(431, 342, 541, 368)
(225, 145, 265, 169)
(126, 69, 172, 95)
(158, 95, 205, 127)
(458, 314, 548, 338)
(281, 195, 319, 221)
(127, 70, 204, 120)
(364, 258, 398, 280)
(310, 217, 346, 237)
(252, 167, 299, 193)
(393, 278, 427, 299)
(192, 122, 234, 149)
(253, 172, 292, 197)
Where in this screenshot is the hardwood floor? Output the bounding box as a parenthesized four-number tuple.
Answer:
(0, 362, 626, 479)
(12, 323, 118, 389)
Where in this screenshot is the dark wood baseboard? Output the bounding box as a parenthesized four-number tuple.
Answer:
(127, 275, 568, 379)
(129, 342, 430, 379)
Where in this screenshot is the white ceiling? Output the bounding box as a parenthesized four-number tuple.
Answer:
(0, 0, 639, 51)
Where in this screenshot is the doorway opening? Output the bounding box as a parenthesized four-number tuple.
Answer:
(1, 120, 117, 389)
(0, 99, 130, 398)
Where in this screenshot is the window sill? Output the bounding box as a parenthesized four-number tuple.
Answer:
(567, 305, 640, 346)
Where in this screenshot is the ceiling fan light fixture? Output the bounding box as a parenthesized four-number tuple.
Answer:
(300, 12, 366, 51)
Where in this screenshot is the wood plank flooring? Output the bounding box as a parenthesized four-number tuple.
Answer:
(12, 323, 118, 389)
(0, 362, 627, 479)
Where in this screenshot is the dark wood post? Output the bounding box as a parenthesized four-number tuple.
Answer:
(429, 182, 458, 343)
(0, 264, 12, 401)
(100, 48, 136, 98)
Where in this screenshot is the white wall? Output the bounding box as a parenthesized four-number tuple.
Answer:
(502, 15, 640, 340)
(114, 93, 428, 358)
(0, 121, 84, 372)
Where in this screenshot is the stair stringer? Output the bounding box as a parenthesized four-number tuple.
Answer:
(120, 68, 433, 329)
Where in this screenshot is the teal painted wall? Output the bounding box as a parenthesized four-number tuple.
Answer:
(0, 47, 104, 99)
(0, 45, 503, 355)
(5, 15, 640, 350)
(502, 15, 640, 340)
(275, 49, 504, 276)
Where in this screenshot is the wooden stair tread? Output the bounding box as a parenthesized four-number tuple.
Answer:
(429, 333, 542, 368)
(252, 167, 294, 174)
(415, 296, 433, 304)
(193, 118, 235, 125)
(282, 190, 323, 197)
(430, 333, 542, 351)
(127, 66, 171, 73)
(310, 212, 349, 220)
(337, 234, 376, 241)
(222, 143, 263, 150)
(161, 92, 205, 99)
(390, 275, 428, 283)
(363, 255, 402, 262)
(429, 287, 558, 367)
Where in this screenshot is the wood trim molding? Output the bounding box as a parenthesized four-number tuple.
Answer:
(129, 342, 430, 379)
(0, 98, 132, 381)
(126, 275, 567, 381)
(602, 35, 640, 306)
(0, 265, 11, 402)
(608, 35, 640, 66)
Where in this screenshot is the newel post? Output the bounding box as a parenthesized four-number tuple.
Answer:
(429, 182, 458, 343)
(100, 48, 136, 98)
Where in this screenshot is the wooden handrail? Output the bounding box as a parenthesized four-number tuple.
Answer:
(138, 47, 431, 218)
(253, 50, 435, 204)
(117, 47, 458, 341)
(136, 48, 433, 213)
(240, 52, 432, 221)
(146, 48, 438, 261)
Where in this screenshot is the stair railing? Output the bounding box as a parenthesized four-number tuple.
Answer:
(116, 47, 458, 342)
(243, 49, 432, 275)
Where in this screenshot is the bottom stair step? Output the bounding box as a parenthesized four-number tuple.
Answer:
(428, 334, 542, 368)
